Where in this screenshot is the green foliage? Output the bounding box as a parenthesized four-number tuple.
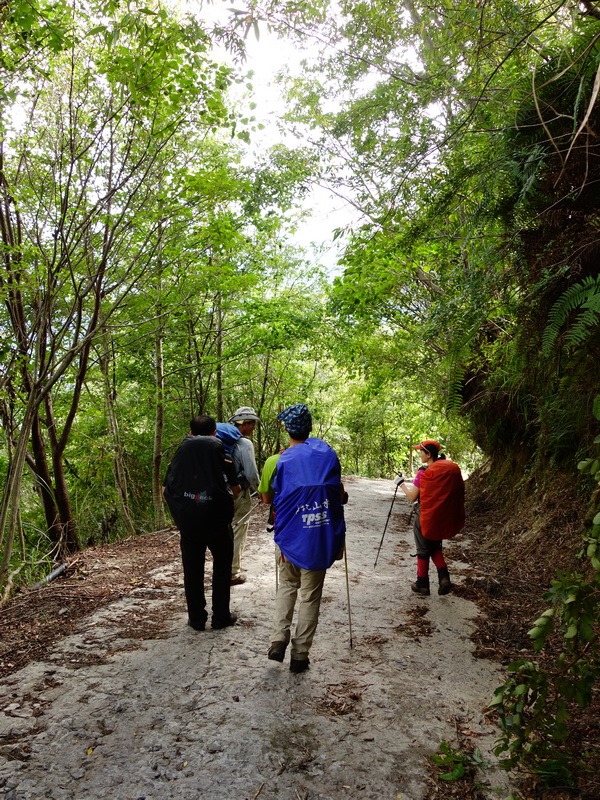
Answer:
(491, 398, 600, 780)
(0, 0, 334, 594)
(278, 0, 600, 481)
(0, 0, 74, 82)
(431, 740, 487, 783)
(542, 275, 600, 355)
(3, 0, 600, 647)
(431, 741, 467, 782)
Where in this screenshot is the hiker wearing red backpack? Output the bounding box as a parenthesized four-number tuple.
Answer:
(397, 440, 465, 596)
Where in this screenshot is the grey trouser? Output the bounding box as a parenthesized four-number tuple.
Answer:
(413, 505, 443, 558)
(271, 546, 326, 660)
(231, 488, 252, 578)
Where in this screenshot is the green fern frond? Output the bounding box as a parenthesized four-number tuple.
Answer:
(564, 307, 600, 348)
(519, 145, 547, 200)
(542, 276, 600, 355)
(583, 291, 600, 313)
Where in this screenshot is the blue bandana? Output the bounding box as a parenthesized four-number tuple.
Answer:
(277, 404, 312, 437)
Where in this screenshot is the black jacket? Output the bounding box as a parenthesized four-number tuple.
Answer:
(164, 436, 234, 526)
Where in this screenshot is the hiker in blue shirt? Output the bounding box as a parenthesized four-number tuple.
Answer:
(263, 404, 346, 674)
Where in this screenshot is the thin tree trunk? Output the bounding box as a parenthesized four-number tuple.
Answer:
(1, 148, 79, 557)
(100, 324, 136, 538)
(215, 291, 223, 421)
(50, 448, 79, 555)
(0, 399, 38, 597)
(256, 352, 271, 462)
(153, 325, 166, 530)
(28, 414, 63, 546)
(41, 389, 80, 556)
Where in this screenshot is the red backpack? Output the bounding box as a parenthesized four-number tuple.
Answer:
(419, 459, 465, 541)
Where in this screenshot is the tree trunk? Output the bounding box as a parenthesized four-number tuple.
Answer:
(256, 352, 271, 462)
(215, 291, 224, 421)
(153, 326, 167, 530)
(0, 399, 38, 598)
(28, 414, 64, 547)
(100, 324, 137, 539)
(42, 394, 80, 556)
(50, 449, 79, 556)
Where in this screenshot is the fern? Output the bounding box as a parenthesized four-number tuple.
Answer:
(445, 358, 465, 416)
(542, 276, 600, 355)
(519, 144, 547, 201)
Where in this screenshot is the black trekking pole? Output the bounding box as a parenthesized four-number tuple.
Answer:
(407, 502, 417, 527)
(165, 496, 261, 542)
(373, 477, 402, 569)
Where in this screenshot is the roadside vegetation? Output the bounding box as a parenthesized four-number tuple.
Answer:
(1, 1, 600, 796)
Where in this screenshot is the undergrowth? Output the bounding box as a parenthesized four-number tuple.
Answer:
(464, 404, 600, 799)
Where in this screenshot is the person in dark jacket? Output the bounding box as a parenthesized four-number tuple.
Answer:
(163, 415, 238, 631)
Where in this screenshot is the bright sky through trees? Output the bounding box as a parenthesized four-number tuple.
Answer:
(184, 0, 357, 273)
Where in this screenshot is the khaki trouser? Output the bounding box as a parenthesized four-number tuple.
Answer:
(271, 546, 326, 660)
(231, 488, 252, 578)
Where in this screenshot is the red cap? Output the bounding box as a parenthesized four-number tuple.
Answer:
(413, 439, 441, 456)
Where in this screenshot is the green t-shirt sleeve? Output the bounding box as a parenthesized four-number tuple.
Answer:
(258, 453, 281, 494)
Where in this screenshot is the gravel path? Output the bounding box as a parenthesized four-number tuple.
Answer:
(0, 477, 513, 800)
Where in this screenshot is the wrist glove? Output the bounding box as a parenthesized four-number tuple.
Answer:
(395, 472, 405, 486)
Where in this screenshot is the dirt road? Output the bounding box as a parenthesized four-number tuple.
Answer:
(0, 477, 513, 799)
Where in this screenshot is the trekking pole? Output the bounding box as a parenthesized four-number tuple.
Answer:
(165, 495, 262, 542)
(407, 502, 416, 527)
(344, 546, 353, 649)
(373, 480, 401, 569)
(231, 497, 262, 533)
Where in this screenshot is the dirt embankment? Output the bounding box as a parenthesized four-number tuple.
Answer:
(0, 477, 515, 800)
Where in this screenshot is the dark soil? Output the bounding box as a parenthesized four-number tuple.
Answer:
(457, 468, 600, 800)
(0, 532, 182, 679)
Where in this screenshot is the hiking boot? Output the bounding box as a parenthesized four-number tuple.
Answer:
(187, 619, 206, 632)
(411, 578, 431, 596)
(437, 567, 452, 595)
(230, 575, 246, 586)
(289, 657, 310, 674)
(267, 641, 287, 662)
(212, 614, 238, 629)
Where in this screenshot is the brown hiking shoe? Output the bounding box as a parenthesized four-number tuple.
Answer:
(411, 580, 431, 596)
(268, 641, 287, 662)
